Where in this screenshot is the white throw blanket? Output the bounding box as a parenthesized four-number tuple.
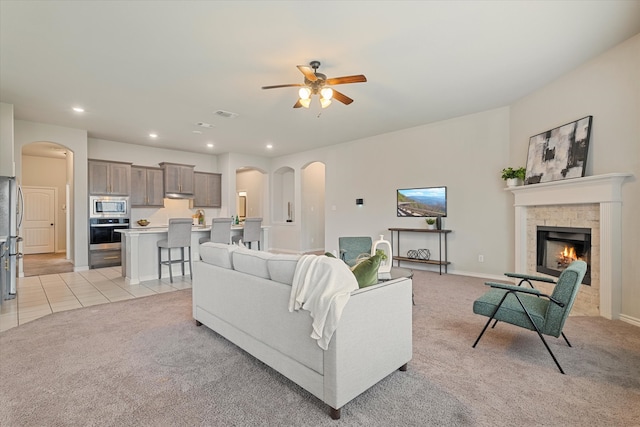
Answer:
(288, 255, 359, 350)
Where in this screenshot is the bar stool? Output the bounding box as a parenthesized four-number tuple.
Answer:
(232, 217, 262, 250)
(199, 217, 233, 245)
(157, 218, 193, 283)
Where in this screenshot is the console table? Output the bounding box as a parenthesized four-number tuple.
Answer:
(388, 228, 451, 274)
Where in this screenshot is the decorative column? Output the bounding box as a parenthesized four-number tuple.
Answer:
(599, 201, 622, 319)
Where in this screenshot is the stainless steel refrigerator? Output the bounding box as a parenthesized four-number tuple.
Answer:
(0, 176, 22, 304)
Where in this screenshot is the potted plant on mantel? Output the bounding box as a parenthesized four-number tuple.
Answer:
(501, 167, 526, 188)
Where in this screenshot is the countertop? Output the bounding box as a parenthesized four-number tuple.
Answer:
(117, 225, 212, 234)
(119, 223, 268, 235)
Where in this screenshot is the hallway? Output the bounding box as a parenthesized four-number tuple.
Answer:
(22, 252, 74, 277)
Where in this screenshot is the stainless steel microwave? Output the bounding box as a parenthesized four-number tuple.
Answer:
(89, 196, 130, 218)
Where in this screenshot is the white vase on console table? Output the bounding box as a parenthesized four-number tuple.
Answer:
(372, 234, 392, 275)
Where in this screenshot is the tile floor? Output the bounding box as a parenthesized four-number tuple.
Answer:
(0, 266, 191, 332)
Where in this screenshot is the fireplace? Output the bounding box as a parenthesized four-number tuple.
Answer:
(536, 226, 591, 284)
(510, 173, 632, 320)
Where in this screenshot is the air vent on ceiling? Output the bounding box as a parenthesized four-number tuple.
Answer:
(196, 122, 215, 128)
(214, 110, 239, 119)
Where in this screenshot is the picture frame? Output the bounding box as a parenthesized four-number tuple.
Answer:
(524, 116, 592, 185)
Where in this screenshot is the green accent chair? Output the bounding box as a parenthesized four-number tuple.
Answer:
(338, 236, 372, 267)
(472, 260, 587, 374)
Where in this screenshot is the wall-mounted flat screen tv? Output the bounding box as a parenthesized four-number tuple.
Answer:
(397, 186, 447, 217)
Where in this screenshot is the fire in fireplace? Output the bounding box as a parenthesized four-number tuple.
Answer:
(536, 226, 591, 285)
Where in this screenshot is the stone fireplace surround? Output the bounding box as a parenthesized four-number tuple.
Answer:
(509, 173, 632, 320)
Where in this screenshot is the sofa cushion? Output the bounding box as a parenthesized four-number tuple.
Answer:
(199, 242, 237, 269)
(267, 254, 301, 285)
(233, 249, 273, 279)
(351, 253, 383, 288)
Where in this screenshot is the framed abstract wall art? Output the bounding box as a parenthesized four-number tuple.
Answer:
(524, 116, 592, 185)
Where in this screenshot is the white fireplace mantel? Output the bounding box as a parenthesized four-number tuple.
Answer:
(509, 173, 633, 320)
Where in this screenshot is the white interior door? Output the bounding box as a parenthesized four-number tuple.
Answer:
(22, 187, 56, 254)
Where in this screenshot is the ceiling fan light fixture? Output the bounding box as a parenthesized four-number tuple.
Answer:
(299, 87, 311, 100)
(320, 87, 333, 100)
(320, 98, 332, 109)
(299, 98, 311, 108)
(263, 61, 365, 110)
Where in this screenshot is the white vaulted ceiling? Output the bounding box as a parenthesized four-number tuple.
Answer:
(1, 1, 639, 157)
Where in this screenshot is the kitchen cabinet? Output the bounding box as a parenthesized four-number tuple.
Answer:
(159, 162, 194, 196)
(88, 160, 131, 195)
(131, 166, 164, 207)
(193, 172, 222, 207)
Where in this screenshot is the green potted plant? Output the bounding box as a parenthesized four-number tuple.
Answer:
(425, 217, 437, 230)
(501, 166, 526, 188)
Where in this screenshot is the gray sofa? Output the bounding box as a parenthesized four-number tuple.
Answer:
(192, 243, 413, 419)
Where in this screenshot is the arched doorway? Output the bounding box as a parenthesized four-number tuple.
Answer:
(235, 167, 266, 220)
(21, 142, 74, 276)
(273, 166, 295, 223)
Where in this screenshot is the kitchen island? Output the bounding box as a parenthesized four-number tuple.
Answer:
(116, 224, 269, 284)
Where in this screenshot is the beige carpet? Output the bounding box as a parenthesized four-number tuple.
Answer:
(0, 271, 638, 426)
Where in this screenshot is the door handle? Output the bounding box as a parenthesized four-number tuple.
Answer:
(51, 223, 54, 226)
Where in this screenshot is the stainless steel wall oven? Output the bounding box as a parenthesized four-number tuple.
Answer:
(89, 218, 129, 250)
(89, 196, 130, 268)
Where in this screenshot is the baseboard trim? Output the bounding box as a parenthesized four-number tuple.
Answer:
(619, 314, 640, 327)
(400, 263, 506, 282)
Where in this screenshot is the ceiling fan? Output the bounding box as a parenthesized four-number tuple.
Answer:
(262, 60, 367, 109)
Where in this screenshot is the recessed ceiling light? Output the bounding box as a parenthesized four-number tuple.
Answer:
(206, 143, 214, 148)
(72, 106, 84, 113)
(214, 110, 239, 119)
(266, 144, 273, 149)
(192, 130, 203, 134)
(149, 133, 158, 138)
(196, 122, 215, 128)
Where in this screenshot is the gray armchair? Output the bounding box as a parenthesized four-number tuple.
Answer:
(338, 236, 372, 267)
(472, 260, 587, 374)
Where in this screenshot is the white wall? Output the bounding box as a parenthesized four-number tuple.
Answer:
(271, 107, 511, 277)
(301, 162, 325, 252)
(0, 103, 14, 176)
(22, 155, 67, 252)
(88, 138, 219, 172)
(509, 33, 640, 321)
(14, 120, 88, 270)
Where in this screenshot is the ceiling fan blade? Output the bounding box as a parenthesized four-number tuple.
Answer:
(293, 99, 303, 108)
(262, 83, 304, 90)
(297, 65, 318, 82)
(332, 89, 354, 105)
(325, 74, 367, 85)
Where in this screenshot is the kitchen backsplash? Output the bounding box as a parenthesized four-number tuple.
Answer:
(131, 198, 224, 227)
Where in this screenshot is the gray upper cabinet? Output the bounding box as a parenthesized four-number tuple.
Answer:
(131, 166, 164, 207)
(88, 160, 132, 195)
(193, 172, 222, 207)
(159, 162, 194, 196)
